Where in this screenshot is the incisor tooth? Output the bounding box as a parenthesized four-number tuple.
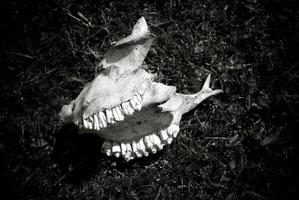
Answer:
(167, 124, 180, 138)
(102, 141, 112, 156)
(106, 109, 116, 124)
(112, 142, 121, 158)
(98, 111, 107, 127)
(93, 114, 100, 130)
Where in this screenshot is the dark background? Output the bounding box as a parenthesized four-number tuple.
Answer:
(0, 0, 298, 199)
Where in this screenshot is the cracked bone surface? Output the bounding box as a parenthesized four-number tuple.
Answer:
(59, 17, 223, 161)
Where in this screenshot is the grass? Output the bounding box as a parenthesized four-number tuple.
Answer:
(0, 0, 298, 199)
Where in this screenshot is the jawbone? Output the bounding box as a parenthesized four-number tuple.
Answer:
(59, 17, 223, 161)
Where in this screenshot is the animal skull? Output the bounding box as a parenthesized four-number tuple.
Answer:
(59, 17, 223, 161)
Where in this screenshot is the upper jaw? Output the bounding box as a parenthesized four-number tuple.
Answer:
(77, 81, 176, 142)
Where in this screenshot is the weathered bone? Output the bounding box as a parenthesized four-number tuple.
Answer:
(59, 17, 223, 161)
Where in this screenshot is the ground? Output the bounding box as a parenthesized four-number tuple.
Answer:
(0, 0, 298, 199)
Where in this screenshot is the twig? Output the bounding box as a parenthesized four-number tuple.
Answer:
(204, 136, 227, 140)
(6, 51, 34, 59)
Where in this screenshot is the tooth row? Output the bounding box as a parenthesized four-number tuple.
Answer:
(82, 94, 143, 130)
(101, 124, 180, 161)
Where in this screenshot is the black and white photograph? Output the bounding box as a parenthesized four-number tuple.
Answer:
(0, 0, 298, 199)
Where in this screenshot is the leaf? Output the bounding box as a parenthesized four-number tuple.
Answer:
(226, 134, 242, 147)
(225, 192, 236, 200)
(260, 129, 280, 146)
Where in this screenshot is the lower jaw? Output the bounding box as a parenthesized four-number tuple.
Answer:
(101, 122, 180, 161)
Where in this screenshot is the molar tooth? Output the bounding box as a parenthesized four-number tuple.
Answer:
(125, 143, 134, 161)
(112, 142, 121, 158)
(166, 137, 173, 145)
(102, 141, 112, 156)
(136, 93, 143, 104)
(106, 109, 116, 124)
(137, 138, 148, 156)
(83, 118, 89, 129)
(152, 133, 164, 150)
(167, 124, 180, 138)
(98, 111, 107, 128)
(116, 106, 124, 120)
(112, 107, 120, 121)
(86, 117, 93, 129)
(159, 129, 169, 144)
(121, 102, 130, 115)
(148, 135, 158, 153)
(93, 114, 100, 130)
(120, 143, 127, 157)
(132, 140, 142, 158)
(143, 135, 153, 150)
(134, 95, 142, 111)
(113, 106, 124, 121)
(122, 102, 134, 115)
(130, 96, 142, 111)
(127, 103, 135, 115)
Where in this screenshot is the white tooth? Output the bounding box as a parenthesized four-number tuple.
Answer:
(136, 93, 143, 104)
(102, 141, 112, 156)
(98, 111, 107, 127)
(136, 101, 142, 111)
(167, 124, 180, 138)
(112, 142, 121, 158)
(93, 114, 100, 130)
(125, 143, 134, 161)
(144, 135, 153, 149)
(112, 106, 124, 121)
(137, 138, 148, 156)
(129, 96, 139, 110)
(106, 109, 116, 124)
(148, 135, 158, 153)
(123, 101, 134, 115)
(131, 96, 142, 111)
(121, 102, 130, 115)
(166, 137, 173, 145)
(152, 133, 163, 150)
(121, 143, 127, 157)
(127, 103, 135, 115)
(159, 129, 169, 142)
(123, 155, 132, 162)
(115, 106, 124, 121)
(83, 118, 89, 129)
(131, 140, 141, 158)
(87, 117, 93, 129)
(112, 107, 120, 121)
